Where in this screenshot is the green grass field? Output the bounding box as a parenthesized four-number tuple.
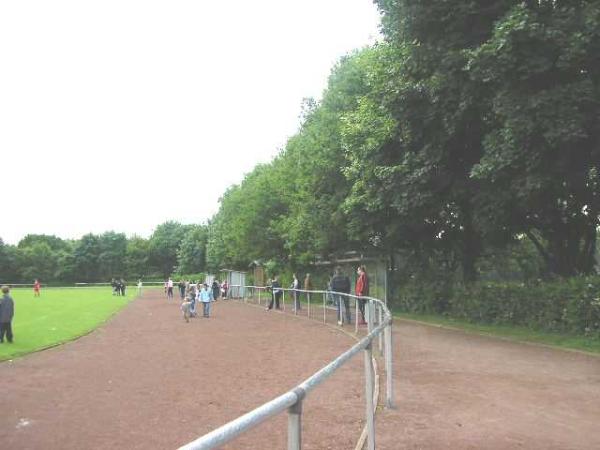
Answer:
(395, 311, 600, 355)
(0, 287, 138, 361)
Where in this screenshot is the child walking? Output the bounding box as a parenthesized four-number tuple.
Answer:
(181, 289, 194, 323)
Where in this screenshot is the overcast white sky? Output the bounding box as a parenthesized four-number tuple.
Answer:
(0, 1, 381, 245)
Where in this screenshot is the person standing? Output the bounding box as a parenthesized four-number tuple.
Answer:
(211, 280, 220, 301)
(188, 285, 197, 317)
(137, 279, 143, 295)
(290, 273, 301, 311)
(199, 283, 213, 318)
(167, 278, 174, 300)
(178, 279, 186, 300)
(0, 286, 15, 343)
(355, 265, 369, 325)
(303, 273, 313, 304)
(33, 279, 41, 297)
(221, 281, 228, 299)
(330, 267, 351, 326)
(266, 275, 282, 310)
(119, 278, 126, 296)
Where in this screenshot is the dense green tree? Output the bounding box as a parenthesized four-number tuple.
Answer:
(275, 52, 377, 265)
(148, 221, 192, 276)
(206, 164, 289, 270)
(125, 236, 150, 279)
(97, 232, 127, 279)
(177, 225, 208, 274)
(0, 239, 20, 283)
(17, 234, 69, 252)
(17, 241, 60, 282)
(467, 1, 600, 276)
(73, 234, 102, 281)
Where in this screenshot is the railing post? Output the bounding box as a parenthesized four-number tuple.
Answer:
(367, 300, 374, 334)
(355, 298, 359, 334)
(288, 388, 305, 450)
(307, 292, 310, 320)
(283, 290, 286, 311)
(364, 342, 376, 450)
(323, 292, 326, 323)
(378, 305, 383, 355)
(385, 322, 395, 409)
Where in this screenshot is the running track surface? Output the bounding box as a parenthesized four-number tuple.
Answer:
(1, 290, 599, 449)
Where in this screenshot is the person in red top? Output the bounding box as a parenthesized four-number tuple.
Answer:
(33, 279, 41, 297)
(355, 266, 369, 325)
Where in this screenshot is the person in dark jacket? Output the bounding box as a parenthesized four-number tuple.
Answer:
(0, 285, 15, 343)
(266, 276, 282, 310)
(212, 280, 220, 301)
(330, 267, 351, 325)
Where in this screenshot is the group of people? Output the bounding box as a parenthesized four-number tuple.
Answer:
(165, 278, 229, 302)
(329, 265, 369, 326)
(265, 266, 370, 326)
(180, 282, 215, 322)
(265, 273, 312, 312)
(110, 278, 127, 296)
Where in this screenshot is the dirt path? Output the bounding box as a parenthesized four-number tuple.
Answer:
(2, 291, 599, 449)
(0, 291, 365, 450)
(375, 320, 600, 449)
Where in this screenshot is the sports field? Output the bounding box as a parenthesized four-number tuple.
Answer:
(0, 287, 138, 361)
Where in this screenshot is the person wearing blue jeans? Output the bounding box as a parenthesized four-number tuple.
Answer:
(199, 283, 213, 318)
(330, 267, 351, 325)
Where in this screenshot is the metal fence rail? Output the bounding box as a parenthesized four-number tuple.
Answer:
(179, 286, 394, 450)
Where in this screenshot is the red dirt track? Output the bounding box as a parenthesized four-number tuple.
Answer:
(1, 290, 599, 449)
(0, 291, 365, 449)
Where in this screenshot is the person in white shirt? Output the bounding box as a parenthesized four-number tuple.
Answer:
(167, 278, 174, 300)
(290, 273, 301, 311)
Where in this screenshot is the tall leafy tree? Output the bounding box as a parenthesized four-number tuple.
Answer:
(148, 221, 191, 276)
(0, 238, 20, 283)
(73, 234, 102, 281)
(97, 232, 127, 278)
(177, 225, 208, 274)
(17, 242, 60, 282)
(125, 236, 150, 279)
(468, 1, 600, 276)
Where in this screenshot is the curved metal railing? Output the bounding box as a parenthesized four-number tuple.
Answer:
(178, 286, 394, 450)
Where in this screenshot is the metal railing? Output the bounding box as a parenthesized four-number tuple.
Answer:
(179, 286, 394, 450)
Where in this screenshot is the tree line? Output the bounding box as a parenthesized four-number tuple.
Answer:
(0, 222, 208, 283)
(207, 0, 600, 282)
(2, 1, 599, 291)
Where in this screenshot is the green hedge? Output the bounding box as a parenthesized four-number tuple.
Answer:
(395, 276, 600, 338)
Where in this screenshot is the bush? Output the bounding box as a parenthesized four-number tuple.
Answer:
(395, 276, 600, 338)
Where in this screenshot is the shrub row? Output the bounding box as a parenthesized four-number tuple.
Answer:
(395, 276, 600, 338)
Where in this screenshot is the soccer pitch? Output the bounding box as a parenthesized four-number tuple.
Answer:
(0, 287, 137, 361)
